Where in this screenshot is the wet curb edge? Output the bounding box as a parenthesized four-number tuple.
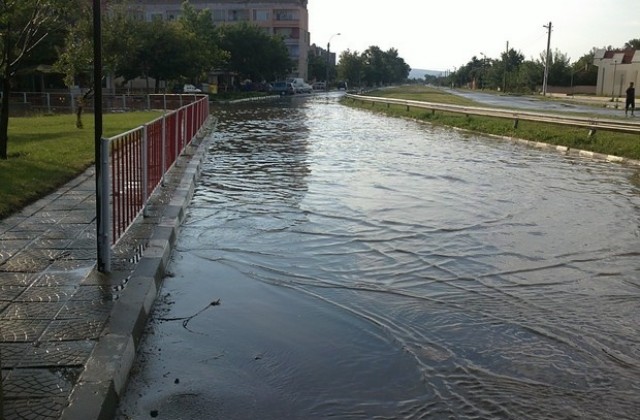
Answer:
(60, 117, 214, 420)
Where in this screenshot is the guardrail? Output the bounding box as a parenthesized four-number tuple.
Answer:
(345, 94, 640, 136)
(99, 95, 210, 270)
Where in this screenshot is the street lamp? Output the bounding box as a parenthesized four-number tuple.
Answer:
(326, 32, 341, 91)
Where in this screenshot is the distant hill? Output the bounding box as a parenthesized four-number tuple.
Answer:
(409, 68, 444, 79)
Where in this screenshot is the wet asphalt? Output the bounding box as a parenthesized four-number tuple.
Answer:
(0, 122, 212, 420)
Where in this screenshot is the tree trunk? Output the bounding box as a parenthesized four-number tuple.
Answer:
(0, 75, 11, 160)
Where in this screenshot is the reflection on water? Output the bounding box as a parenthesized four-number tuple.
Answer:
(130, 94, 640, 419)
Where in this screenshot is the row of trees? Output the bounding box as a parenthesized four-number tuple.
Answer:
(0, 0, 296, 159)
(56, 2, 293, 91)
(307, 45, 412, 88)
(337, 47, 411, 87)
(425, 39, 640, 94)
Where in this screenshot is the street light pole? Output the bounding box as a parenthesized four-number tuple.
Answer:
(326, 32, 341, 91)
(93, 0, 107, 272)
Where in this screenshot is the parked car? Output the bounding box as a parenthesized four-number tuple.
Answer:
(183, 84, 202, 93)
(287, 78, 313, 94)
(337, 81, 348, 91)
(271, 81, 295, 95)
(312, 81, 327, 90)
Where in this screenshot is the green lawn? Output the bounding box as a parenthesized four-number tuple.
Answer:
(0, 112, 161, 219)
(346, 86, 640, 161)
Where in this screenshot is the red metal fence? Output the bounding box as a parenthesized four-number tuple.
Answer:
(101, 95, 210, 251)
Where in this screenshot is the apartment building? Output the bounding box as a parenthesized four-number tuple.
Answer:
(132, 0, 310, 80)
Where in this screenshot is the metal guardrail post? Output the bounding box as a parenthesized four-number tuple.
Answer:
(99, 137, 111, 272)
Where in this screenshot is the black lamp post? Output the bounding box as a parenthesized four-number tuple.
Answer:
(93, 0, 106, 272)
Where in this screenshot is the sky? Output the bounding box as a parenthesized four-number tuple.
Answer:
(308, 0, 640, 72)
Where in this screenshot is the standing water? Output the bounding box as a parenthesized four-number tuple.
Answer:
(118, 94, 640, 419)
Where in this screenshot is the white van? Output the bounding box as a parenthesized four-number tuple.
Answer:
(183, 84, 202, 93)
(287, 78, 313, 94)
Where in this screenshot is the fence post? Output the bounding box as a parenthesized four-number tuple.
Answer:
(175, 109, 179, 166)
(46, 93, 51, 114)
(142, 124, 149, 217)
(99, 137, 111, 272)
(122, 94, 126, 111)
(161, 113, 166, 186)
(146, 94, 151, 110)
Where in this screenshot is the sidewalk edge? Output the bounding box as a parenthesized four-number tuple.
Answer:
(60, 121, 213, 420)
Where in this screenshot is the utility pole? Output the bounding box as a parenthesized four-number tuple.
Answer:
(502, 41, 508, 92)
(542, 21, 552, 96)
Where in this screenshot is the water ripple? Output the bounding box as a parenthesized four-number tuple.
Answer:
(182, 97, 640, 418)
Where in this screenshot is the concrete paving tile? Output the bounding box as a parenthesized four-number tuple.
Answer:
(2, 396, 68, 420)
(15, 286, 76, 303)
(30, 239, 73, 250)
(0, 319, 50, 342)
(0, 302, 65, 320)
(3, 367, 80, 398)
(0, 285, 27, 301)
(2, 341, 94, 368)
(59, 212, 95, 224)
(69, 286, 114, 302)
(40, 319, 105, 341)
(56, 300, 112, 320)
(46, 259, 95, 272)
(39, 226, 85, 240)
(1, 229, 46, 240)
(0, 272, 37, 286)
(31, 271, 89, 287)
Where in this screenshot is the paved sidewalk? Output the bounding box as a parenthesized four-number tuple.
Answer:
(0, 124, 212, 419)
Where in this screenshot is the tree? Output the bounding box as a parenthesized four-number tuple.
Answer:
(337, 49, 364, 87)
(624, 39, 640, 49)
(0, 0, 75, 159)
(571, 50, 598, 86)
(307, 47, 327, 82)
(501, 48, 524, 92)
(358, 46, 410, 86)
(540, 49, 572, 86)
(177, 2, 226, 83)
(217, 23, 291, 83)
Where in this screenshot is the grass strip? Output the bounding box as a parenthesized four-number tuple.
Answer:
(345, 86, 640, 161)
(0, 112, 161, 219)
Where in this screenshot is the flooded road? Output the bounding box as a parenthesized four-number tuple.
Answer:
(118, 94, 640, 419)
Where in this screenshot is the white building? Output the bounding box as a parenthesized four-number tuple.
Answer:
(593, 49, 640, 98)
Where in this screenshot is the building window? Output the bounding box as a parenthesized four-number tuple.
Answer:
(228, 9, 249, 22)
(253, 10, 270, 21)
(274, 9, 299, 21)
(166, 10, 180, 20)
(274, 27, 300, 39)
(149, 13, 163, 21)
(212, 9, 225, 22)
